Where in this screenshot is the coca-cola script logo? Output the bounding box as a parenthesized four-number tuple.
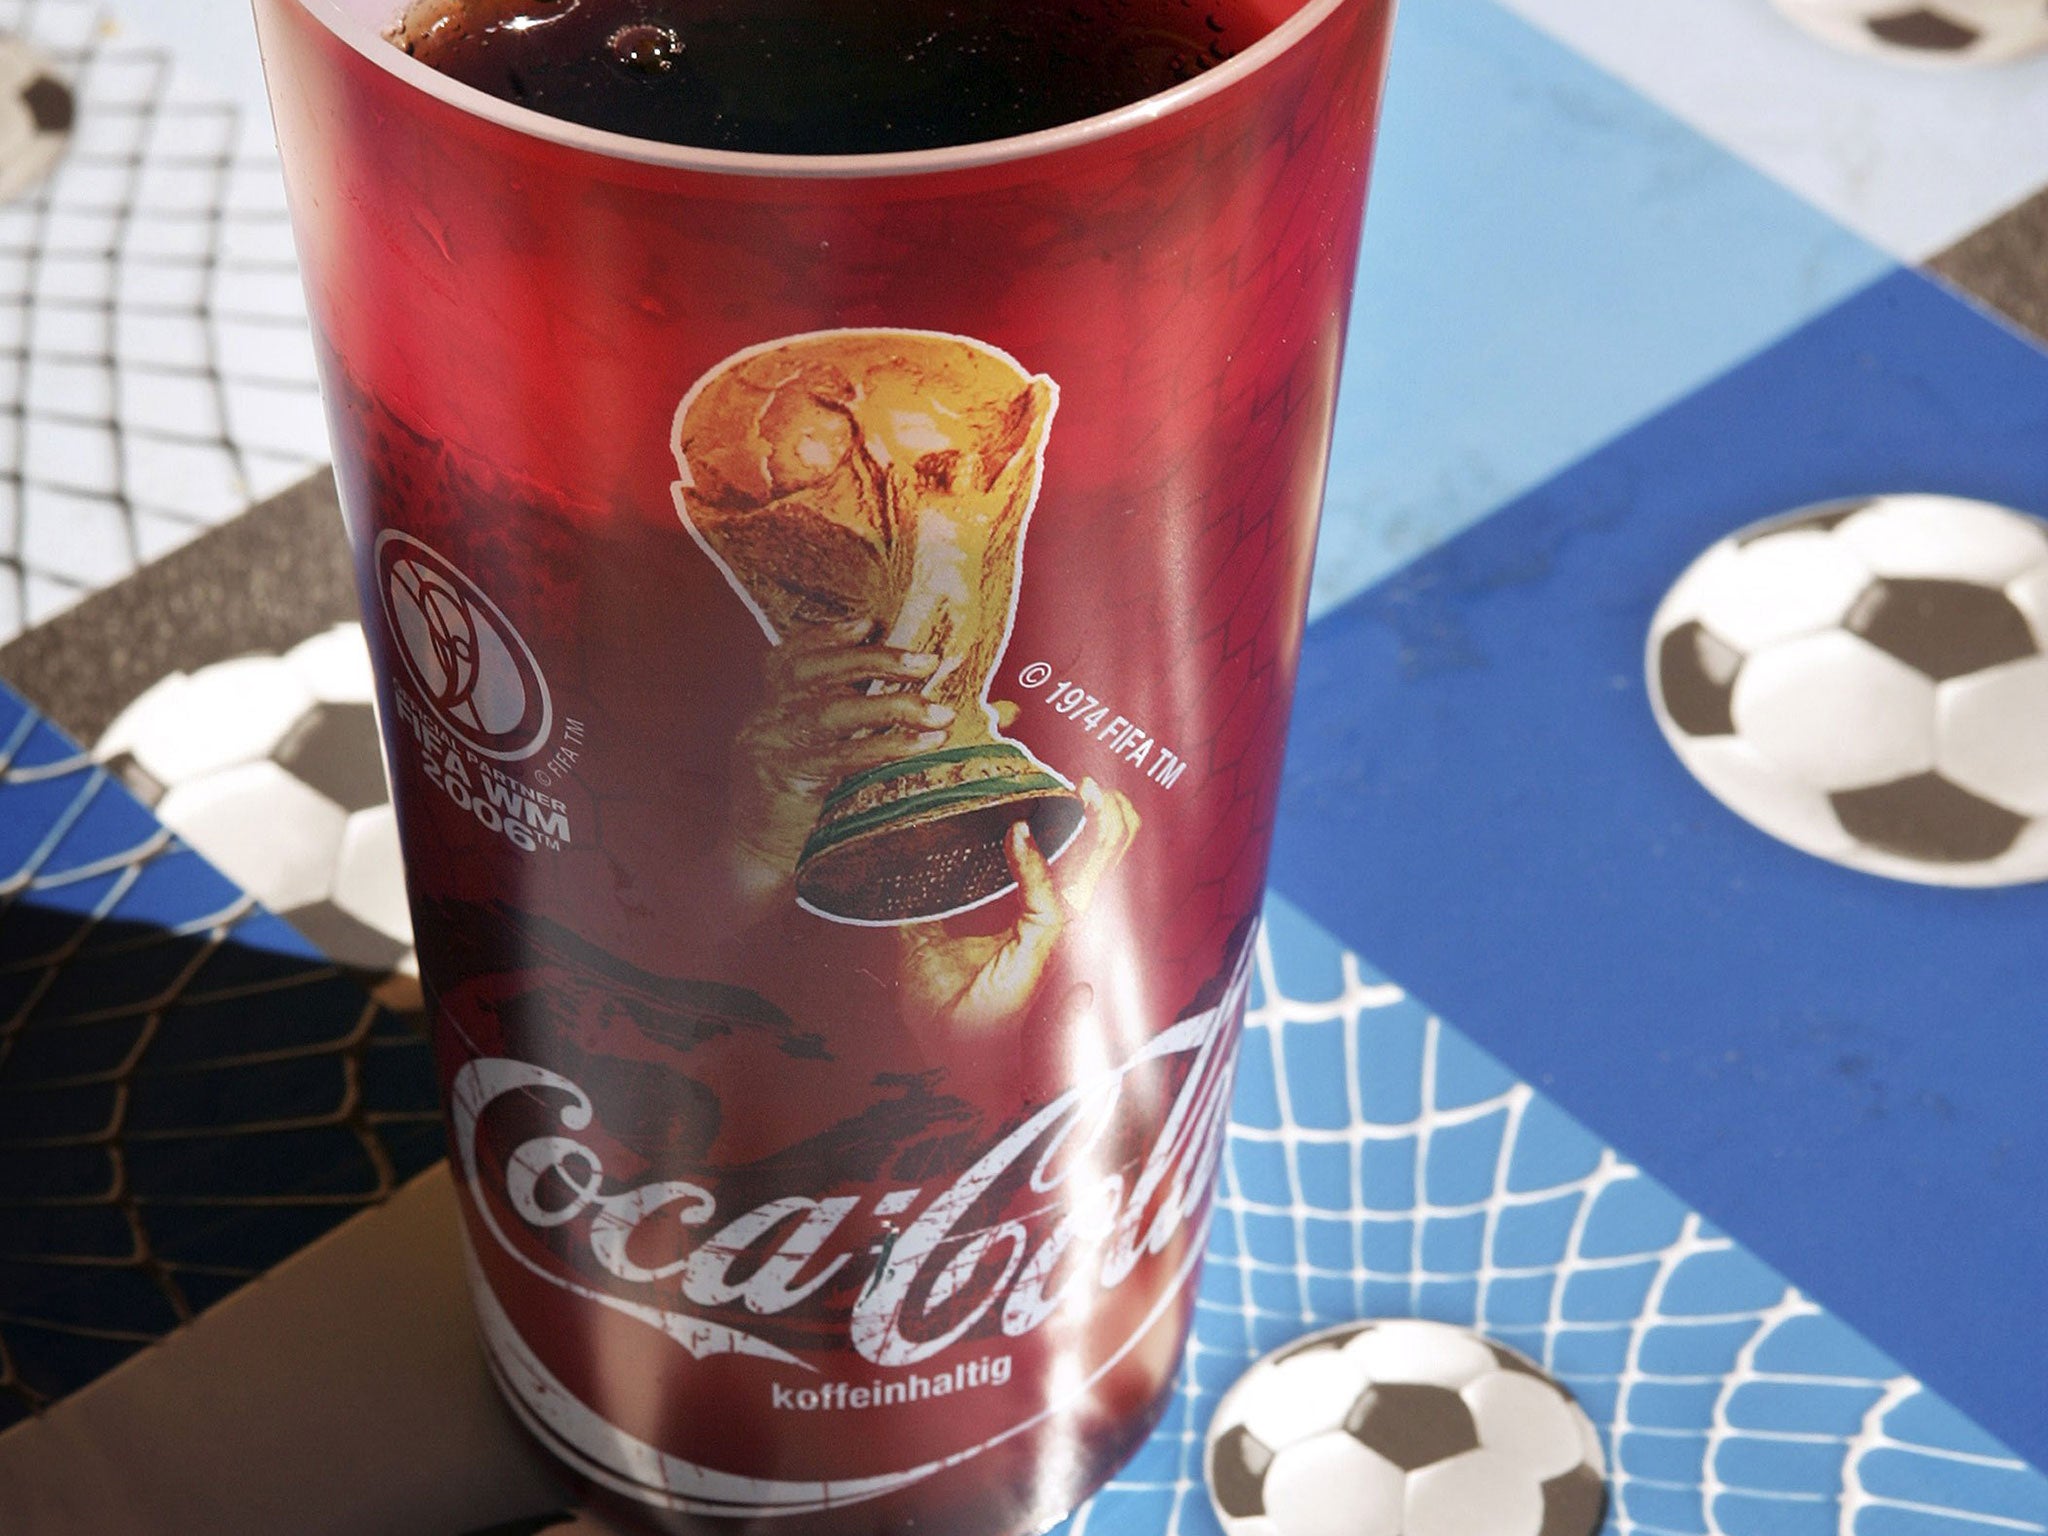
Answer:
(452, 938, 1253, 1514)
(375, 530, 553, 762)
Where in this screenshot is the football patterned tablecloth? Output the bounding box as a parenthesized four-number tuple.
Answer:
(1, 0, 2046, 1534)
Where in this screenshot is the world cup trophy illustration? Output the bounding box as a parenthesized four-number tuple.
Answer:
(672, 330, 1085, 925)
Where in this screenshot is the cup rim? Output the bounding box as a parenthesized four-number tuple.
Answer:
(285, 0, 1356, 178)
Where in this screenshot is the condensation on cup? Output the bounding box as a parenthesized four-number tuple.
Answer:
(253, 1, 1397, 1530)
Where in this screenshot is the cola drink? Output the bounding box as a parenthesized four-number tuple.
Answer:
(253, 0, 1397, 1531)
(390, 0, 1255, 153)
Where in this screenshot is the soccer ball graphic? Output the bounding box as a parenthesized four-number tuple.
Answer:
(1648, 495, 2048, 888)
(1768, 0, 2048, 65)
(95, 625, 421, 1010)
(0, 34, 72, 204)
(1204, 1319, 1607, 1536)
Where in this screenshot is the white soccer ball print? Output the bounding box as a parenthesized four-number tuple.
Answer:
(0, 34, 72, 204)
(1204, 1319, 1607, 1536)
(95, 625, 421, 1009)
(1648, 495, 2048, 888)
(1769, 0, 2048, 65)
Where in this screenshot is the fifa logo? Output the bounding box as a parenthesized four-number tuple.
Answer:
(375, 530, 554, 762)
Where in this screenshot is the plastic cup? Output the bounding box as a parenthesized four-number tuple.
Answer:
(253, 2, 1397, 1530)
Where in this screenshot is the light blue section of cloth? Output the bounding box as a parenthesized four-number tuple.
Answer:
(1048, 892, 2048, 1536)
(1309, 0, 1896, 619)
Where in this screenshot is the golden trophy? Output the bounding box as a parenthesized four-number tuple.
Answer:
(672, 330, 1085, 925)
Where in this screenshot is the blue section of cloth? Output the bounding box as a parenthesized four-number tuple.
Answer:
(1274, 267, 2048, 1470)
(1308, 0, 1895, 618)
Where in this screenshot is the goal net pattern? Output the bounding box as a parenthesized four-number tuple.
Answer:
(1052, 897, 2048, 1536)
(0, 0, 328, 644)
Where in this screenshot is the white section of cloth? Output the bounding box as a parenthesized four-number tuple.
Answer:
(1494, 0, 2048, 259)
(0, 0, 330, 641)
(106, 0, 275, 122)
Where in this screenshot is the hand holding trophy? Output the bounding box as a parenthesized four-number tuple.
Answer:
(720, 620, 958, 908)
(674, 329, 1095, 926)
(897, 776, 1141, 1032)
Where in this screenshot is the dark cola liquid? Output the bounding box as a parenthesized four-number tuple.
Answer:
(392, 0, 1266, 153)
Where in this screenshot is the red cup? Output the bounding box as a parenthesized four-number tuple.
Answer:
(254, 2, 1396, 1531)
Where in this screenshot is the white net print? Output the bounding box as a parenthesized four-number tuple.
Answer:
(0, 689, 441, 1433)
(0, 0, 328, 640)
(1052, 899, 2048, 1536)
